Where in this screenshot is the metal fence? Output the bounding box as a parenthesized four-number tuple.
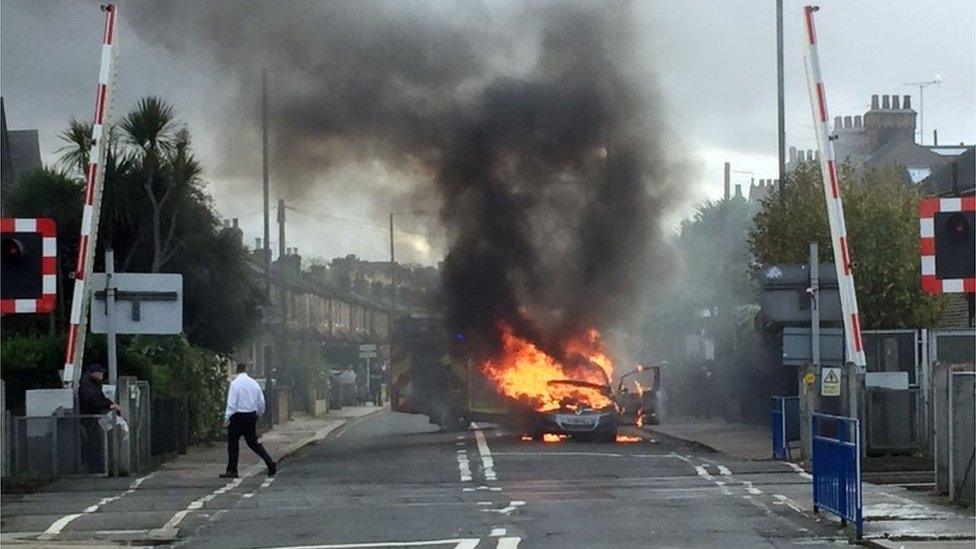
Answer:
(812, 412, 862, 540)
(771, 396, 800, 460)
(9, 414, 113, 477)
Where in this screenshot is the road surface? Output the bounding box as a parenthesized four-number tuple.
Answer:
(177, 410, 847, 548)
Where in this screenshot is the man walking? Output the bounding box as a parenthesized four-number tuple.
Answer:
(221, 363, 276, 478)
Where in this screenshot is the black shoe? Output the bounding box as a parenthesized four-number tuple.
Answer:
(268, 462, 277, 477)
(219, 471, 239, 479)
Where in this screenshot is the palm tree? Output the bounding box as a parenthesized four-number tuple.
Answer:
(119, 96, 178, 272)
(56, 119, 93, 177)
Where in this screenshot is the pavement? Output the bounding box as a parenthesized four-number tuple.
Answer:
(648, 417, 976, 545)
(0, 404, 383, 547)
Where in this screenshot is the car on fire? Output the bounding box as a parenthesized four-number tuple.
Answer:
(527, 379, 618, 442)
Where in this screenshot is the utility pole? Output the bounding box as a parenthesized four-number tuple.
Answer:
(278, 199, 286, 261)
(723, 162, 731, 200)
(389, 213, 396, 314)
(262, 69, 271, 301)
(776, 0, 786, 201)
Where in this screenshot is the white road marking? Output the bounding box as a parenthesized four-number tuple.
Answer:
(669, 452, 694, 464)
(160, 476, 244, 531)
(456, 450, 473, 482)
(774, 494, 805, 513)
(785, 462, 813, 479)
(694, 465, 713, 480)
(741, 480, 762, 495)
(477, 501, 492, 506)
(462, 485, 502, 492)
(482, 501, 525, 515)
(265, 539, 481, 549)
(496, 537, 522, 549)
(471, 424, 497, 481)
(717, 465, 732, 476)
(489, 528, 507, 537)
(41, 473, 156, 537)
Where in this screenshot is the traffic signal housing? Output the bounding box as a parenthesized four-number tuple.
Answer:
(919, 197, 976, 294)
(0, 218, 57, 314)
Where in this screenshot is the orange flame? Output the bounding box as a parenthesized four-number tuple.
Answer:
(479, 323, 615, 412)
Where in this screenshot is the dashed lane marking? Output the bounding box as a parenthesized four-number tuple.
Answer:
(481, 501, 525, 515)
(471, 423, 497, 481)
(694, 465, 713, 480)
(489, 528, 507, 537)
(496, 537, 522, 549)
(41, 472, 156, 538)
(717, 465, 732, 476)
(456, 449, 473, 482)
(462, 485, 502, 492)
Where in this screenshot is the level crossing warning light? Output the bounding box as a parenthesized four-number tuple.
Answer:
(1, 218, 57, 314)
(919, 197, 976, 294)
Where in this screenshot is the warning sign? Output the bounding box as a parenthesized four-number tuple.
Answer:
(821, 367, 841, 397)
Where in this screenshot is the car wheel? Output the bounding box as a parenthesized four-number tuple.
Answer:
(603, 430, 617, 443)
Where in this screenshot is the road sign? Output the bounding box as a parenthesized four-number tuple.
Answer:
(821, 367, 841, 397)
(359, 342, 378, 359)
(1, 218, 57, 314)
(90, 273, 182, 334)
(919, 197, 976, 293)
(759, 263, 842, 323)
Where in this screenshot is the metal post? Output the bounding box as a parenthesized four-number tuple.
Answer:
(262, 69, 271, 301)
(365, 356, 371, 401)
(810, 242, 820, 369)
(106, 249, 117, 385)
(277, 199, 286, 262)
(776, 0, 786, 200)
(389, 213, 396, 313)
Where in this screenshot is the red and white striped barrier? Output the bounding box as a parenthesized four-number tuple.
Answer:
(802, 6, 866, 370)
(0, 217, 57, 314)
(919, 197, 976, 293)
(62, 4, 119, 387)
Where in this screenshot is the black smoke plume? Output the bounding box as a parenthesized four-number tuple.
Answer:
(124, 1, 684, 362)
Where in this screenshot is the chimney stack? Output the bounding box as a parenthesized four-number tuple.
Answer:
(882, 95, 891, 109)
(871, 94, 879, 109)
(903, 95, 911, 110)
(723, 162, 730, 200)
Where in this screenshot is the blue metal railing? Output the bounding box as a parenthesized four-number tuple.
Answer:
(771, 396, 800, 460)
(812, 412, 862, 540)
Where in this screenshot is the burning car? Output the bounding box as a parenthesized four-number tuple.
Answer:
(528, 380, 619, 442)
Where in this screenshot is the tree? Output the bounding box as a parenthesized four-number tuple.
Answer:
(56, 119, 93, 177)
(119, 96, 179, 272)
(749, 162, 944, 328)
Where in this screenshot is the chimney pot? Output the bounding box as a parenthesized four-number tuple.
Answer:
(256, 237, 262, 249)
(734, 184, 742, 198)
(892, 95, 900, 109)
(854, 115, 862, 128)
(882, 95, 891, 109)
(232, 218, 239, 229)
(843, 116, 853, 128)
(789, 146, 798, 163)
(871, 94, 879, 109)
(903, 95, 911, 109)
(798, 150, 806, 162)
(834, 116, 842, 129)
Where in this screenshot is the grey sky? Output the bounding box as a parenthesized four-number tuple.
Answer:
(2, 0, 973, 265)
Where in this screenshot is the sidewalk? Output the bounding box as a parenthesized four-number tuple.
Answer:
(0, 404, 384, 547)
(648, 418, 976, 544)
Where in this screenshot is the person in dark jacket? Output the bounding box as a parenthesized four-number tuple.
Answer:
(78, 364, 121, 415)
(78, 364, 120, 472)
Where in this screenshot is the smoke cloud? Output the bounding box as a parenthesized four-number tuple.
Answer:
(123, 0, 685, 363)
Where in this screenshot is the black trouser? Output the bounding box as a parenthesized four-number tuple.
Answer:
(226, 412, 273, 474)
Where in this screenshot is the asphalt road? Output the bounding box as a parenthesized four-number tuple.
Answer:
(180, 410, 850, 549)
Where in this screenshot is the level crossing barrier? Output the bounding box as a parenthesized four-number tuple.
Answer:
(812, 412, 862, 539)
(771, 396, 800, 460)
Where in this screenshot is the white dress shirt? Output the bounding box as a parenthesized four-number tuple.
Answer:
(224, 373, 266, 420)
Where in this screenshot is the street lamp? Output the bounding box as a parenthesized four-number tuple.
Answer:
(904, 75, 942, 145)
